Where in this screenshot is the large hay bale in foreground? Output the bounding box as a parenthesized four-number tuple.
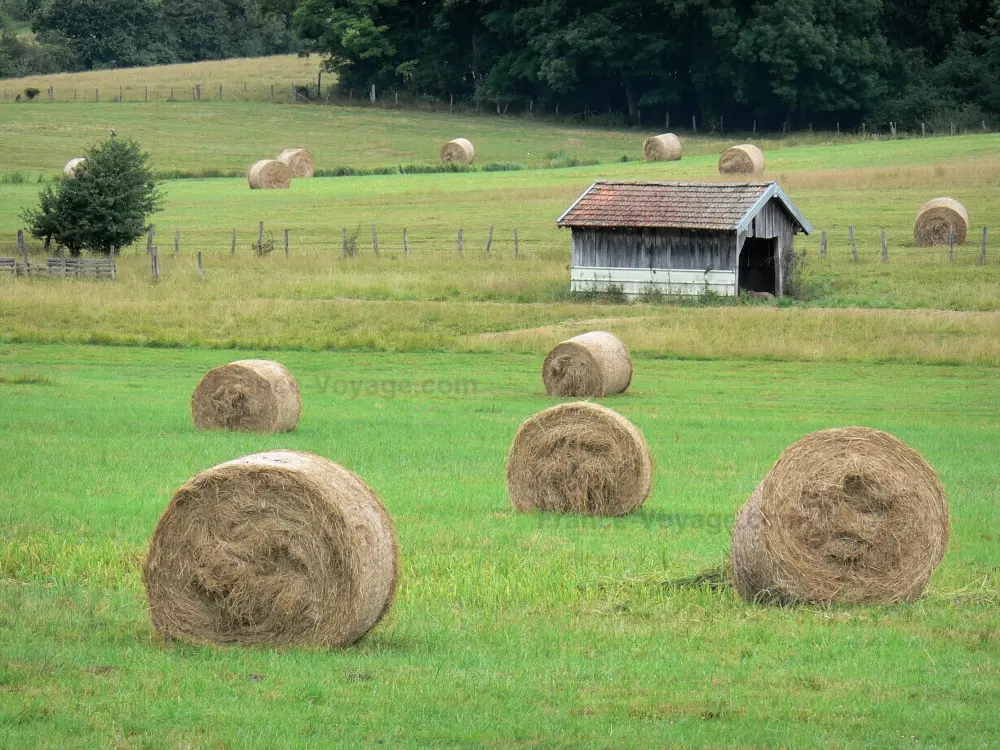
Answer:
(542, 331, 632, 398)
(276, 148, 315, 178)
(914, 197, 969, 246)
(144, 450, 399, 648)
(63, 158, 86, 178)
(718, 144, 765, 175)
(643, 133, 682, 162)
(440, 138, 475, 164)
(731, 427, 950, 605)
(507, 402, 652, 516)
(248, 159, 292, 189)
(192, 359, 301, 432)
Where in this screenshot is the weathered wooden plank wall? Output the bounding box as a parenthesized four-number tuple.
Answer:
(571, 228, 736, 271)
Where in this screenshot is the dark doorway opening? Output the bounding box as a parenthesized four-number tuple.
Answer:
(738, 238, 777, 295)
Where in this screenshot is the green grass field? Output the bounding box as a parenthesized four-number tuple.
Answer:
(2, 344, 998, 747)
(2, 58, 1000, 746)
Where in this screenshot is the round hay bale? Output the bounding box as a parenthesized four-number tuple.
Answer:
(914, 197, 969, 246)
(63, 157, 86, 178)
(247, 159, 292, 189)
(542, 331, 632, 398)
(276, 148, 315, 178)
(731, 427, 950, 605)
(718, 144, 766, 175)
(191, 359, 302, 432)
(143, 450, 399, 648)
(643, 133, 682, 162)
(507, 401, 652, 516)
(440, 138, 475, 165)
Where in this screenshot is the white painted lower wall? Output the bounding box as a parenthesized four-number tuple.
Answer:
(570, 266, 738, 297)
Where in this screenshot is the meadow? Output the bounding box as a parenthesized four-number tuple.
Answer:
(1, 344, 999, 747)
(1, 55, 999, 747)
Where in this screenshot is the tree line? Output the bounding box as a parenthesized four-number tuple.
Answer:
(0, 0, 298, 77)
(293, 0, 1000, 131)
(3, 0, 999, 132)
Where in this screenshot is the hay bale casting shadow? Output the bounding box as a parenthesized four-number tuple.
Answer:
(731, 427, 950, 605)
(440, 138, 475, 164)
(143, 450, 400, 648)
(914, 197, 969, 246)
(643, 133, 682, 162)
(248, 159, 292, 189)
(718, 144, 765, 175)
(542, 331, 632, 398)
(192, 359, 302, 433)
(277, 148, 315, 178)
(507, 401, 652, 516)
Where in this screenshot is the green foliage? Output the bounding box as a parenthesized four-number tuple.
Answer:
(162, 0, 231, 62)
(32, 0, 174, 69)
(20, 138, 161, 256)
(294, 0, 999, 128)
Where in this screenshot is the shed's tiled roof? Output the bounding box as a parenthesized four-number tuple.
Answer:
(557, 181, 809, 232)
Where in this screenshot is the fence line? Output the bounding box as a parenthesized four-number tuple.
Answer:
(4, 225, 994, 279)
(1, 85, 996, 135)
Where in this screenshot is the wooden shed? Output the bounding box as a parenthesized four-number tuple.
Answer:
(557, 181, 812, 297)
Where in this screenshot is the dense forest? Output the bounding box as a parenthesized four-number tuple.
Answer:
(3, 0, 999, 131)
(292, 0, 1000, 131)
(0, 0, 299, 76)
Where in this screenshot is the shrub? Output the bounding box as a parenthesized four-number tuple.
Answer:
(20, 137, 162, 255)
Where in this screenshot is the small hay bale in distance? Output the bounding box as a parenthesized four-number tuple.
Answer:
(914, 197, 970, 246)
(63, 157, 86, 178)
(731, 427, 950, 605)
(542, 331, 633, 398)
(276, 148, 315, 178)
(143, 450, 400, 648)
(191, 359, 302, 432)
(440, 137, 475, 165)
(247, 158, 292, 189)
(643, 133, 683, 162)
(718, 144, 766, 175)
(507, 401, 653, 516)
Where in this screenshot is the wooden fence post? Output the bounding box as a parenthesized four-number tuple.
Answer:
(231, 229, 237, 256)
(119, 86, 123, 102)
(18, 230, 27, 270)
(144, 86, 148, 102)
(881, 229, 888, 262)
(284, 228, 289, 258)
(820, 230, 827, 260)
(146, 224, 155, 256)
(175, 230, 180, 258)
(692, 115, 696, 133)
(196, 84, 201, 101)
(457, 228, 464, 257)
(60, 246, 66, 278)
(949, 231, 955, 262)
(372, 224, 379, 256)
(403, 228, 409, 257)
(982, 226, 989, 265)
(485, 224, 494, 257)
(258, 221, 264, 252)
(151, 246, 159, 282)
(95, 88, 99, 102)
(197, 251, 203, 282)
(514, 228, 519, 258)
(219, 84, 223, 101)
(270, 84, 274, 102)
(849, 225, 858, 261)
(343, 228, 348, 257)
